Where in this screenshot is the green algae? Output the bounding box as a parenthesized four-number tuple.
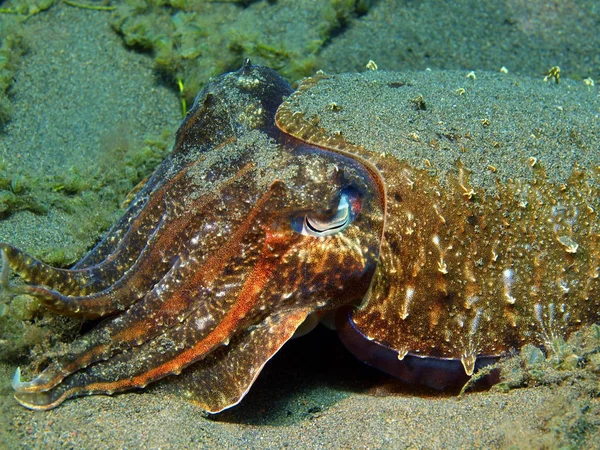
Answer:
(457, 324, 600, 447)
(0, 0, 54, 17)
(492, 325, 600, 448)
(494, 325, 600, 392)
(111, 0, 371, 105)
(0, 160, 48, 217)
(0, 127, 169, 205)
(0, 126, 173, 264)
(0, 292, 49, 362)
(0, 126, 175, 363)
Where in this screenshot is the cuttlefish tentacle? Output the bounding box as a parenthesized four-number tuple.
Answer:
(14, 305, 313, 412)
(13, 174, 374, 411)
(11, 180, 290, 400)
(0, 155, 253, 319)
(5, 61, 384, 412)
(161, 307, 315, 413)
(0, 168, 177, 306)
(0, 190, 167, 297)
(0, 85, 242, 308)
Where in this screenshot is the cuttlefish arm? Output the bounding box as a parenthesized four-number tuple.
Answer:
(5, 61, 384, 411)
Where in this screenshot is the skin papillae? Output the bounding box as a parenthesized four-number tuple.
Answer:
(276, 72, 600, 389)
(2, 62, 600, 412)
(0, 61, 384, 411)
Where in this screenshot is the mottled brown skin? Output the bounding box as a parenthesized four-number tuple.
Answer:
(1, 61, 384, 411)
(3, 63, 600, 412)
(276, 72, 600, 388)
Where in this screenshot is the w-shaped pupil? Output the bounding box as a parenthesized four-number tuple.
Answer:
(295, 187, 361, 237)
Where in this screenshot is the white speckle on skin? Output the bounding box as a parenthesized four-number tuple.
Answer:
(502, 268, 516, 304)
(401, 286, 414, 319)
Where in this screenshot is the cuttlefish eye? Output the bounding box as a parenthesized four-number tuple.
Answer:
(292, 186, 362, 237)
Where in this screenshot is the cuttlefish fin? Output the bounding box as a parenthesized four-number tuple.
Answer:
(168, 307, 313, 414)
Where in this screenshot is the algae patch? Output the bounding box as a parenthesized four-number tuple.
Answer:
(494, 324, 600, 448)
(0, 127, 174, 364)
(0, 127, 174, 264)
(494, 324, 600, 392)
(111, 0, 371, 104)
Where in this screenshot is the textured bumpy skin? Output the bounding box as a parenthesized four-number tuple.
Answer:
(2, 63, 599, 411)
(1, 61, 383, 411)
(276, 70, 600, 388)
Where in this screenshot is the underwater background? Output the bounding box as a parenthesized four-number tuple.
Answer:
(0, 1, 599, 448)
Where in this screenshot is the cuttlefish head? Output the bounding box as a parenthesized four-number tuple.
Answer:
(3, 60, 384, 412)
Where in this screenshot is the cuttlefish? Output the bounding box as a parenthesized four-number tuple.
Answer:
(2, 60, 599, 412)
